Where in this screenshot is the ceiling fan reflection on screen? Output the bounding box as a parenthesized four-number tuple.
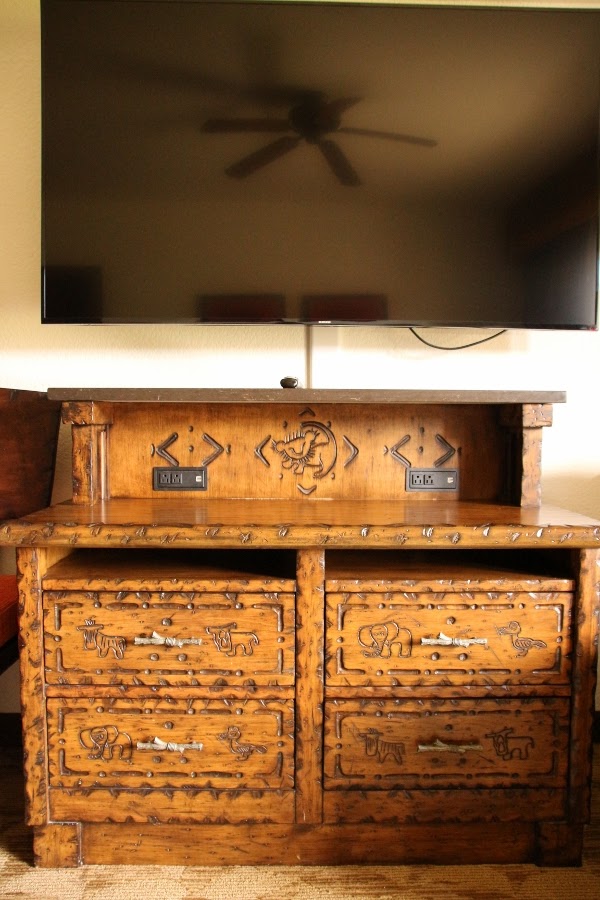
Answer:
(201, 93, 437, 186)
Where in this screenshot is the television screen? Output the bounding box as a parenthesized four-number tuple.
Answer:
(41, 0, 600, 328)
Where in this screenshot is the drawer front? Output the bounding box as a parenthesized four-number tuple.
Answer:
(44, 590, 295, 686)
(323, 697, 569, 791)
(47, 697, 294, 795)
(326, 591, 571, 686)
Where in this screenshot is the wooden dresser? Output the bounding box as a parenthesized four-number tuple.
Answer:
(1, 388, 598, 867)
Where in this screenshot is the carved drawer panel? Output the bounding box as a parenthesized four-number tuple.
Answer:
(325, 591, 571, 687)
(323, 697, 569, 792)
(47, 696, 295, 823)
(43, 590, 295, 687)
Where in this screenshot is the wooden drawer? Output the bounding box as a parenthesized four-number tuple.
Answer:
(326, 591, 571, 687)
(47, 696, 295, 824)
(323, 697, 570, 792)
(43, 590, 295, 687)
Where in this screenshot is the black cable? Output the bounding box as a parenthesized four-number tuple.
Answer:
(409, 327, 507, 350)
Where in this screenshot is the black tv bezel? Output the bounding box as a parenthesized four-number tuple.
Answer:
(40, 0, 600, 331)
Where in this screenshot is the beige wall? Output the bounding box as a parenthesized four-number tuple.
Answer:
(1, 0, 600, 710)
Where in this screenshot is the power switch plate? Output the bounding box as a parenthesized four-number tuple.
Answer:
(153, 467, 207, 491)
(406, 467, 459, 492)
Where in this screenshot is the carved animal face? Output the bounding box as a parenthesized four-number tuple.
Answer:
(369, 624, 388, 645)
(90, 727, 109, 746)
(206, 623, 236, 650)
(79, 618, 103, 648)
(497, 621, 520, 636)
(218, 725, 241, 741)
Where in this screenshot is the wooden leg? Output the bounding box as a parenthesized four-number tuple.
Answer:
(33, 824, 82, 868)
(536, 823, 584, 867)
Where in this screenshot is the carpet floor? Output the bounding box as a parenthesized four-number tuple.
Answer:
(1, 743, 599, 900)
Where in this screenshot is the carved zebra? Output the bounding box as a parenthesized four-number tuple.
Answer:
(358, 728, 405, 764)
(77, 618, 126, 660)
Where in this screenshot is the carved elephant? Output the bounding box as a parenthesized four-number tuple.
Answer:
(357, 621, 413, 659)
(79, 725, 133, 761)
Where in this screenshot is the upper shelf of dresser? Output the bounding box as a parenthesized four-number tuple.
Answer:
(48, 388, 562, 508)
(4, 389, 591, 550)
(47, 388, 566, 404)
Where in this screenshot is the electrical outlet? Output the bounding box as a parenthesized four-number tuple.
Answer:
(153, 467, 207, 491)
(406, 468, 458, 492)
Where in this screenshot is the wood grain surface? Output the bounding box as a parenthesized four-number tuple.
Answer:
(5, 391, 598, 869)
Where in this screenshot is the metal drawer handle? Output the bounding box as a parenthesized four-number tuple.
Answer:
(421, 632, 487, 648)
(136, 737, 203, 753)
(134, 631, 202, 648)
(417, 738, 483, 754)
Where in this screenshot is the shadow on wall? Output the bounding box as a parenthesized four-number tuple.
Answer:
(542, 473, 600, 519)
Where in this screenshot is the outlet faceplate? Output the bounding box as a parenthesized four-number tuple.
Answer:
(153, 467, 207, 491)
(406, 468, 458, 492)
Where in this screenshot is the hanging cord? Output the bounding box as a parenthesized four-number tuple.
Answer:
(305, 323, 313, 388)
(409, 327, 507, 350)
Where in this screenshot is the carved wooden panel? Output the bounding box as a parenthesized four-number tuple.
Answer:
(43, 590, 295, 687)
(323, 698, 570, 792)
(101, 402, 506, 501)
(323, 784, 567, 826)
(326, 591, 572, 687)
(47, 697, 295, 800)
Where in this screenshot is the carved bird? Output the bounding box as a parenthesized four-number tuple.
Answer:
(218, 725, 267, 761)
(496, 621, 547, 657)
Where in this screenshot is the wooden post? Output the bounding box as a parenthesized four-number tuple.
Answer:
(61, 402, 113, 504)
(295, 549, 325, 826)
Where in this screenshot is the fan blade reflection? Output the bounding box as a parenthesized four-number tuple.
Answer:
(338, 126, 437, 147)
(201, 118, 290, 133)
(225, 135, 301, 178)
(318, 139, 361, 186)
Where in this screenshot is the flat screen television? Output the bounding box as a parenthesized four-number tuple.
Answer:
(41, 0, 600, 329)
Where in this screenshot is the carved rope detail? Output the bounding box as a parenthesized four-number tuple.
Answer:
(136, 737, 203, 753)
(421, 632, 487, 648)
(417, 739, 483, 754)
(134, 631, 202, 648)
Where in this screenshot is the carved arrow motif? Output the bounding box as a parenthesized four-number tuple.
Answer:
(343, 435, 359, 468)
(202, 432, 224, 467)
(297, 484, 317, 495)
(389, 435, 411, 468)
(254, 435, 271, 467)
(151, 432, 179, 467)
(434, 433, 456, 467)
